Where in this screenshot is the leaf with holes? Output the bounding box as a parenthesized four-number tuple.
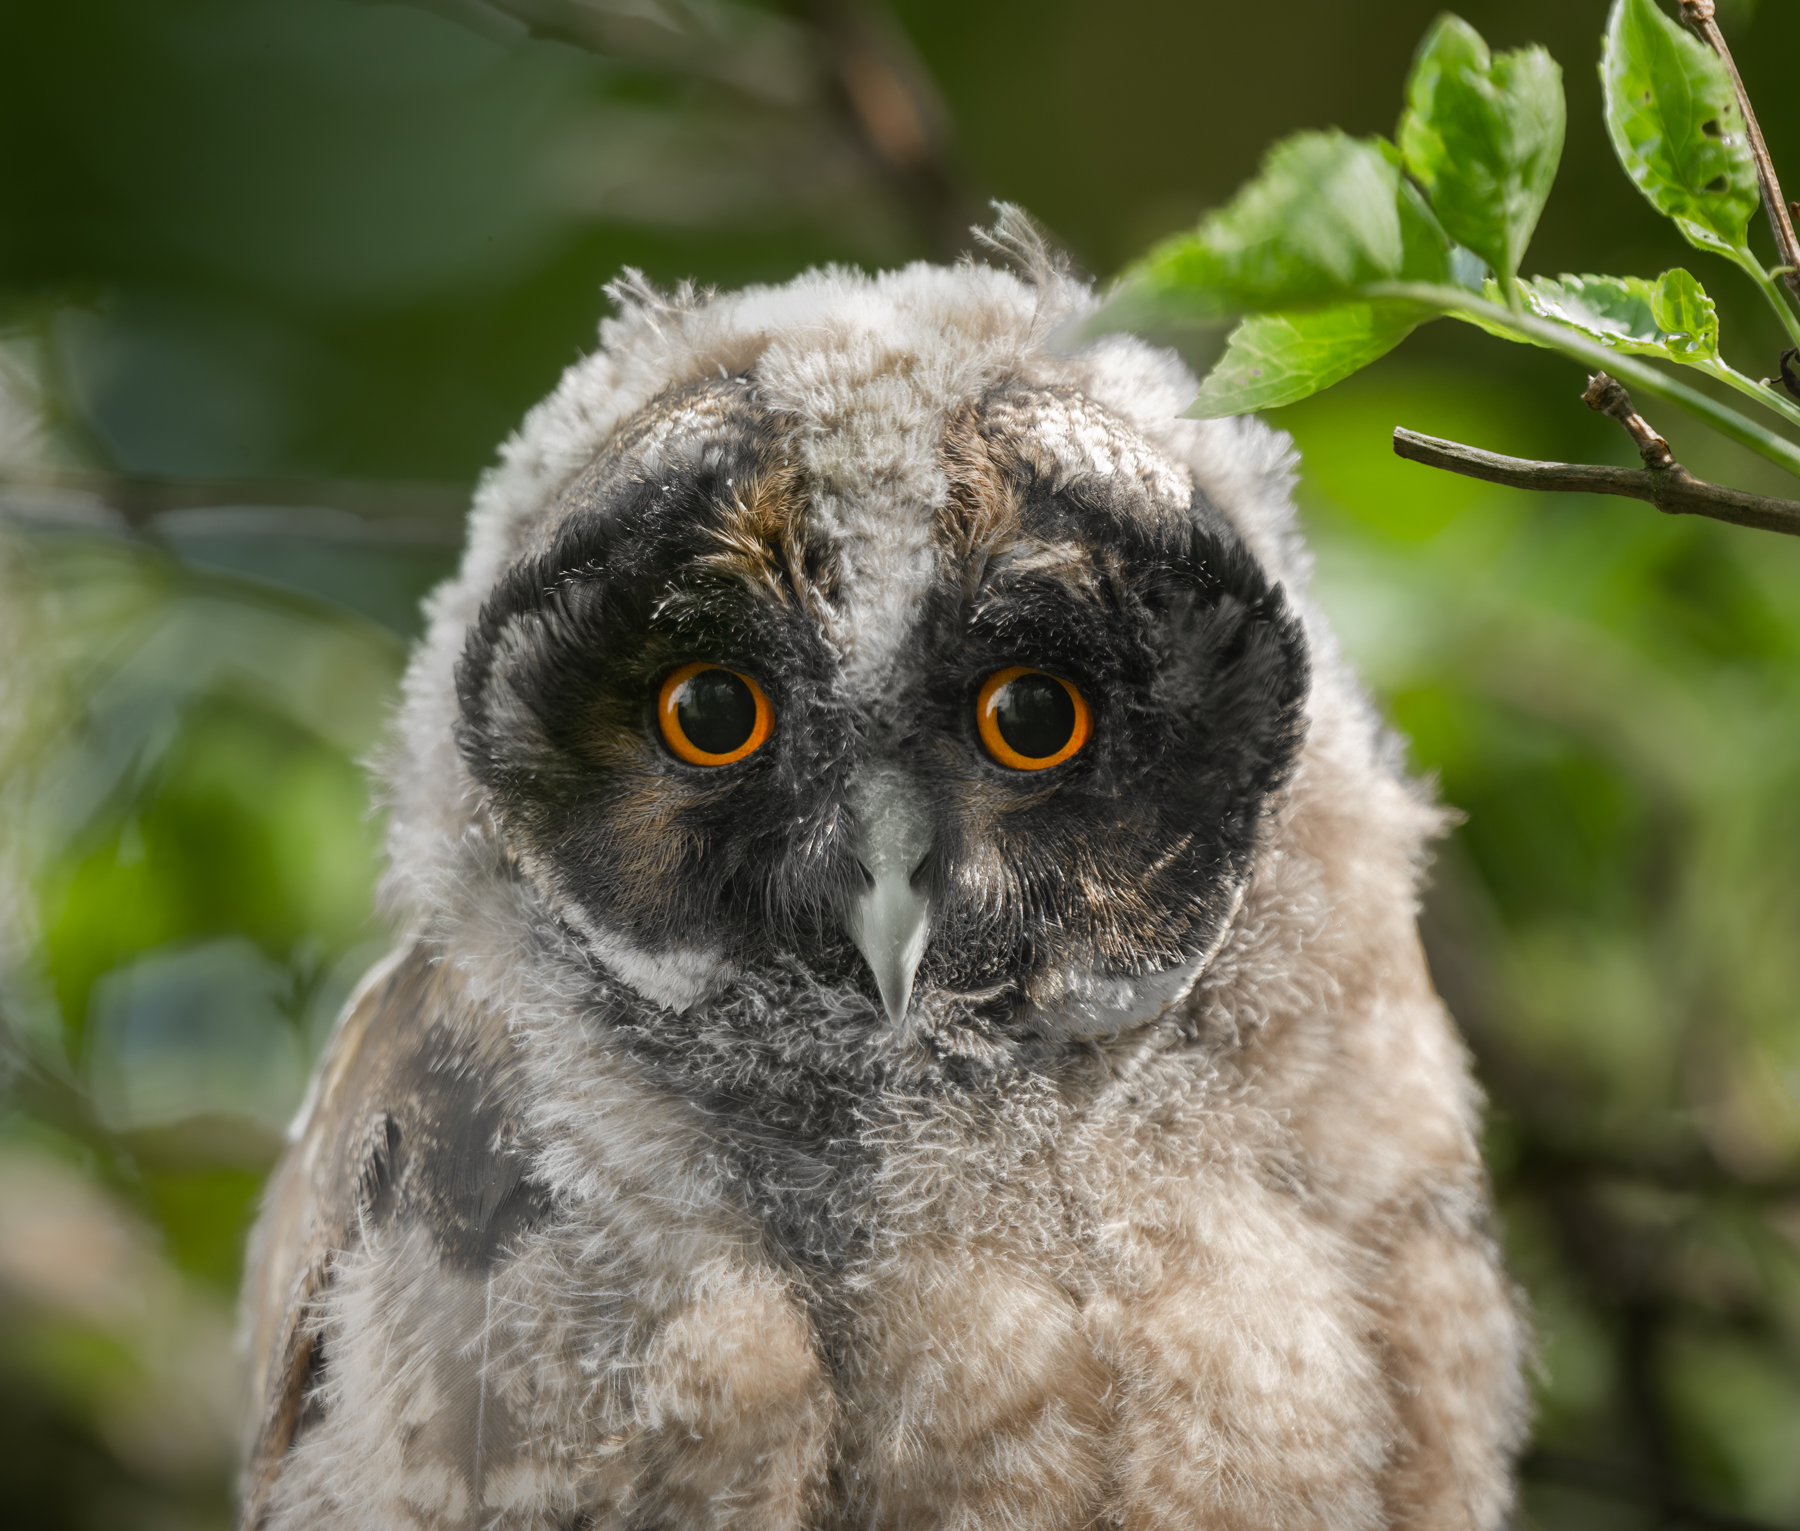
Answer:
(1601, 0, 1758, 260)
(1463, 270, 1722, 371)
(1398, 14, 1564, 286)
(1186, 302, 1433, 418)
(1093, 131, 1456, 332)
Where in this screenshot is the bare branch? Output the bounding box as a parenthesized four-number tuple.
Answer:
(399, 0, 981, 260)
(0, 463, 466, 532)
(1680, 0, 1800, 311)
(1581, 371, 1675, 468)
(1392, 429, 1800, 537)
(794, 0, 982, 259)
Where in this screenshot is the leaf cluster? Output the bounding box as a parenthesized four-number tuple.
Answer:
(1096, 0, 1800, 485)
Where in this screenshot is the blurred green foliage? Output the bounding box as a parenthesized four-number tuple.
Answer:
(1, 2, 1797, 1528)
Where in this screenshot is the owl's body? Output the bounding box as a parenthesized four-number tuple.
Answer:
(240, 222, 1525, 1531)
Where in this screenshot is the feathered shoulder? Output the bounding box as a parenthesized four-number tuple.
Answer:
(239, 946, 544, 1530)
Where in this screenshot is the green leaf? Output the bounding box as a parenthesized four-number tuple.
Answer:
(1650, 265, 1720, 357)
(1098, 131, 1455, 329)
(1186, 302, 1432, 417)
(1507, 272, 1664, 352)
(1398, 14, 1565, 285)
(1469, 270, 1721, 367)
(1601, 0, 1759, 259)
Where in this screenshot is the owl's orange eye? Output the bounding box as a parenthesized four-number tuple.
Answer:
(976, 667, 1091, 770)
(658, 662, 773, 766)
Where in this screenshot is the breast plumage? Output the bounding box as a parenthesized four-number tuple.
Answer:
(240, 214, 1526, 1531)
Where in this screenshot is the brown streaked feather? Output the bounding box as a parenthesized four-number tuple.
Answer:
(237, 944, 544, 1531)
(696, 448, 837, 619)
(937, 402, 1024, 597)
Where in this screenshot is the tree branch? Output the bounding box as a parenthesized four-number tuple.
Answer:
(794, 0, 980, 259)
(1395, 369, 1800, 534)
(1679, 0, 1800, 312)
(1581, 370, 1676, 468)
(397, 0, 981, 260)
(1392, 429, 1800, 536)
(0, 463, 466, 530)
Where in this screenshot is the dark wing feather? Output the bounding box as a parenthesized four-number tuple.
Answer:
(237, 943, 547, 1529)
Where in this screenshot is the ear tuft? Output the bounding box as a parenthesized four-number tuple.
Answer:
(971, 203, 1072, 287)
(602, 269, 712, 322)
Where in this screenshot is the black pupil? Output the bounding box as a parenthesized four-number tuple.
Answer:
(996, 673, 1075, 759)
(677, 668, 757, 756)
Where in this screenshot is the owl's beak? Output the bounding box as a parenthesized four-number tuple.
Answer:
(845, 767, 934, 1030)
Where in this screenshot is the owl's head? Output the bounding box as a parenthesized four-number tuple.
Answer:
(404, 219, 1311, 1060)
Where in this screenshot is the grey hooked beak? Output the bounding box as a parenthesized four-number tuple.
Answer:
(845, 766, 934, 1029)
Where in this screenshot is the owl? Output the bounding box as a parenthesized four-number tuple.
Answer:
(238, 211, 1526, 1531)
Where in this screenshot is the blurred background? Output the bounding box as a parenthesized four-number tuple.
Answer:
(2, 0, 1797, 1525)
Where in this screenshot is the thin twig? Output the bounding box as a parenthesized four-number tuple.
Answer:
(1582, 371, 1675, 468)
(398, 0, 981, 261)
(1394, 369, 1800, 534)
(1679, 1, 1800, 311)
(1392, 429, 1800, 536)
(0, 463, 466, 529)
(795, 0, 982, 259)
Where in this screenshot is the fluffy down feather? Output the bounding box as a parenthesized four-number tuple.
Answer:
(241, 210, 1526, 1531)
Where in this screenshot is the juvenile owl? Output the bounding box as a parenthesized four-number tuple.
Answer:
(240, 213, 1526, 1531)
